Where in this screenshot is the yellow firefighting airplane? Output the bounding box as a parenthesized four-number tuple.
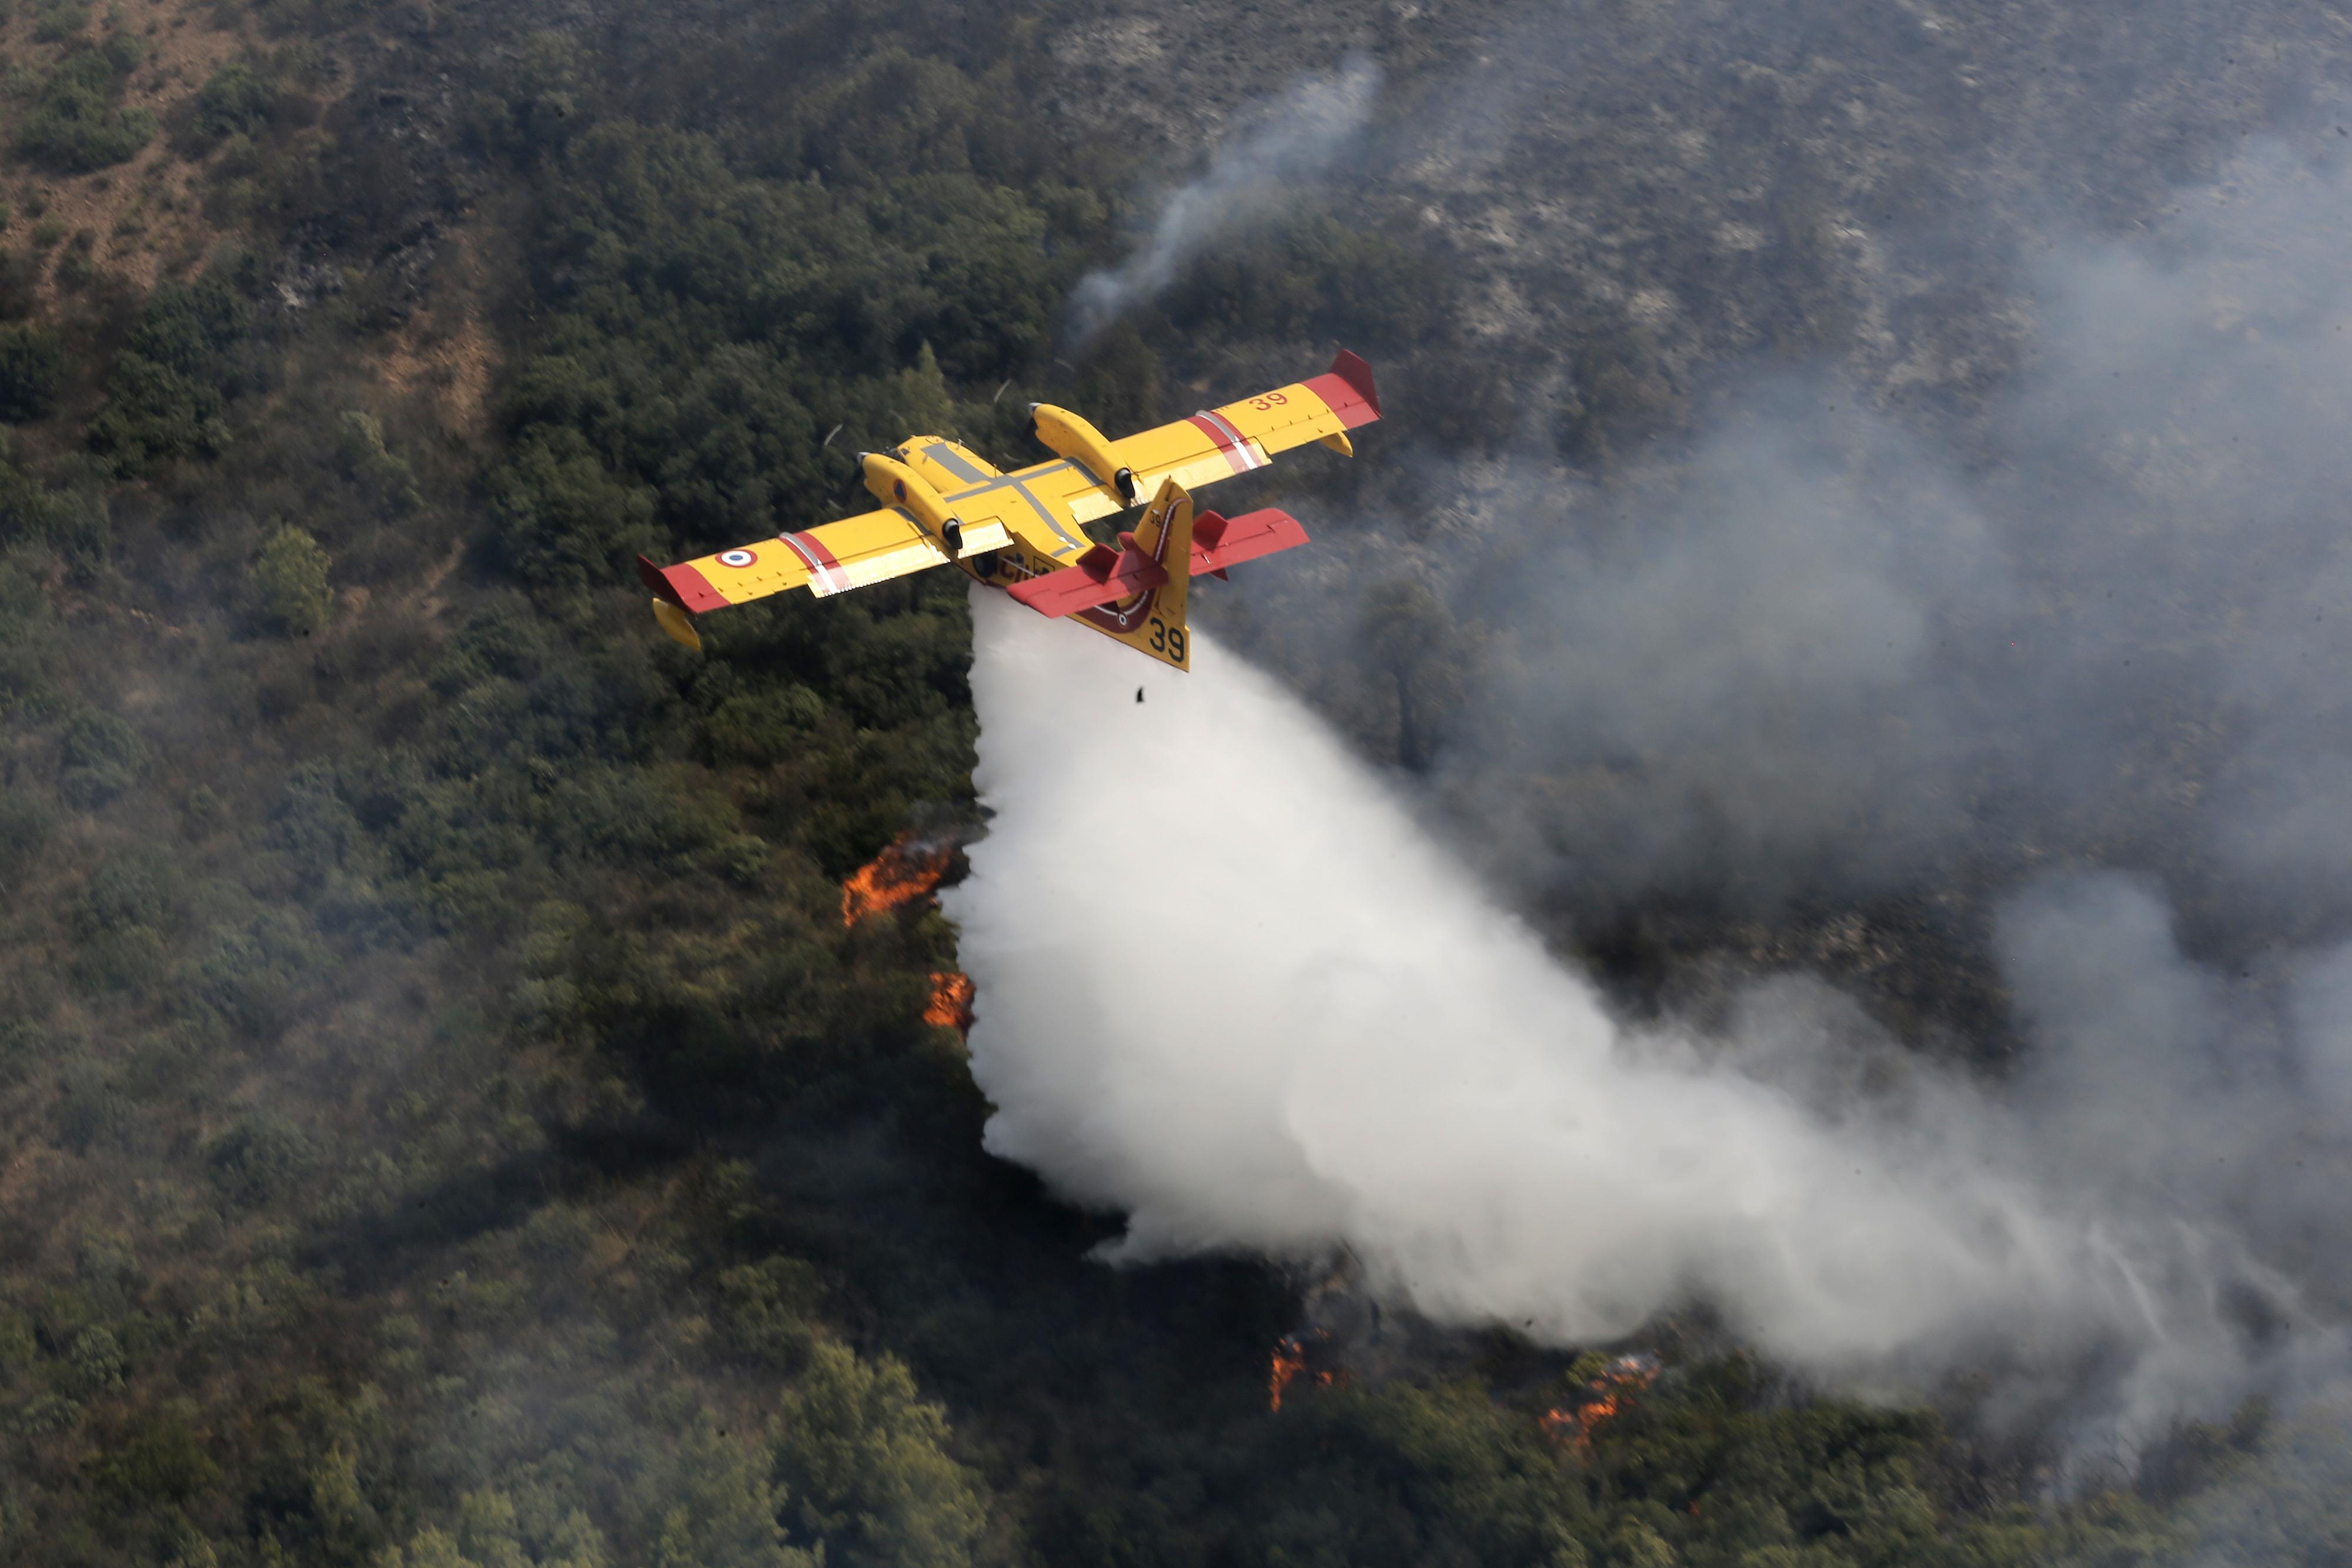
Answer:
(636, 351, 1381, 670)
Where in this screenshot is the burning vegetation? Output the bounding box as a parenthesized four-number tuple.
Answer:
(840, 834, 954, 926)
(1268, 1330, 1345, 1412)
(838, 838, 974, 1033)
(926, 971, 976, 1032)
(1542, 1355, 1659, 1455)
(838, 838, 974, 1031)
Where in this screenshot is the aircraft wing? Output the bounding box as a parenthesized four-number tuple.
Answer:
(635, 353, 1376, 649)
(639, 507, 1014, 617)
(1031, 350, 1382, 526)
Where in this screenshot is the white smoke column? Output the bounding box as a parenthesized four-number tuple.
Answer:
(1064, 56, 1381, 348)
(944, 590, 2215, 1386)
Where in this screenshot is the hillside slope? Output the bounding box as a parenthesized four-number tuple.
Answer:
(0, 0, 2338, 1564)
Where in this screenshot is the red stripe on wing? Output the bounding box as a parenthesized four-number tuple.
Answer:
(778, 530, 851, 594)
(1187, 411, 1258, 474)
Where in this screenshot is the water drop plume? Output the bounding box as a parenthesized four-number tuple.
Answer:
(944, 590, 2224, 1397)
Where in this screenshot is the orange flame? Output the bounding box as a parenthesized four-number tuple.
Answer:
(1268, 1332, 1342, 1412)
(841, 835, 951, 927)
(1541, 1355, 1658, 1455)
(1269, 1336, 1308, 1412)
(926, 972, 975, 1031)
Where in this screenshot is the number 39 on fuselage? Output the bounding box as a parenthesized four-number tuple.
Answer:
(635, 351, 1381, 671)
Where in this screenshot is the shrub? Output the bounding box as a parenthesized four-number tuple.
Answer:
(52, 245, 96, 292)
(87, 1413, 221, 1508)
(0, 252, 38, 320)
(0, 325, 65, 421)
(61, 1324, 123, 1395)
(85, 355, 229, 470)
(0, 1019, 52, 1085)
(334, 409, 420, 514)
(126, 276, 252, 376)
(87, 277, 255, 473)
(55, 1060, 124, 1151)
(16, 54, 156, 175)
(706, 684, 827, 765)
(717, 1258, 824, 1368)
(198, 910, 326, 1035)
(58, 709, 145, 806)
(0, 454, 109, 561)
(203, 1112, 313, 1205)
(73, 848, 178, 936)
(0, 791, 52, 880)
(487, 426, 659, 587)
(30, 2, 88, 44)
(250, 522, 331, 634)
(100, 30, 144, 75)
(191, 60, 281, 145)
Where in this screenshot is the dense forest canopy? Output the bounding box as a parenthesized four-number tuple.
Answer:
(0, 0, 2341, 1564)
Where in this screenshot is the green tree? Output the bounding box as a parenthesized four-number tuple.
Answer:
(252, 521, 333, 635)
(654, 1425, 816, 1568)
(773, 1341, 988, 1568)
(0, 326, 65, 422)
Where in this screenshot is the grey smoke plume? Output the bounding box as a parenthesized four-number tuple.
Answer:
(945, 593, 2343, 1443)
(1064, 55, 1380, 348)
(1212, 138, 2352, 940)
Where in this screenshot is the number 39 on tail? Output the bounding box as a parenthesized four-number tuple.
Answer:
(635, 352, 1381, 670)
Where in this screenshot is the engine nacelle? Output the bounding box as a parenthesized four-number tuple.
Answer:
(1030, 403, 1138, 506)
(859, 450, 965, 549)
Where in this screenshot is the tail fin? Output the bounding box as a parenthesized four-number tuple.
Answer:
(1069, 477, 1195, 671)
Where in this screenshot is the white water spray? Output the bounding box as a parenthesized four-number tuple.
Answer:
(944, 590, 2303, 1418)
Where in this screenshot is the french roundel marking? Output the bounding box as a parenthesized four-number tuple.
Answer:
(717, 549, 758, 569)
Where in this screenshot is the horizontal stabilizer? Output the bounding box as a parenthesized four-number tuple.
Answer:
(1189, 507, 1309, 575)
(1008, 539, 1171, 617)
(1005, 506, 1307, 619)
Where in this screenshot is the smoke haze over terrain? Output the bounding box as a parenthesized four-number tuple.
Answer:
(1063, 55, 1381, 347)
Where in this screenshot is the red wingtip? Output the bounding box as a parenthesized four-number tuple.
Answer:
(1328, 350, 1380, 420)
(637, 554, 730, 612)
(637, 554, 686, 608)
